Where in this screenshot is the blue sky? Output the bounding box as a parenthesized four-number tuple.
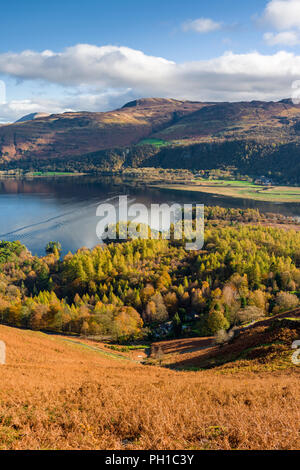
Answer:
(1, 1, 267, 59)
(1, 0, 300, 121)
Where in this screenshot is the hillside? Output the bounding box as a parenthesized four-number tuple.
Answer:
(1, 98, 300, 182)
(0, 98, 204, 161)
(151, 311, 300, 372)
(153, 99, 300, 142)
(15, 113, 51, 123)
(1, 209, 300, 450)
(0, 323, 299, 450)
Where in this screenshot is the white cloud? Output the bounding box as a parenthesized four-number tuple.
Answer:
(0, 88, 136, 123)
(1, 45, 300, 121)
(0, 45, 174, 88)
(262, 0, 300, 31)
(182, 17, 222, 33)
(260, 1, 300, 47)
(0, 99, 70, 123)
(264, 30, 300, 45)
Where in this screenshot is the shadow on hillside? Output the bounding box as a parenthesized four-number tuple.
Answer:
(151, 337, 213, 356)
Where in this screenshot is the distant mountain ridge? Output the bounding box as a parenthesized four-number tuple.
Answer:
(16, 112, 51, 123)
(1, 98, 300, 182)
(0, 98, 206, 161)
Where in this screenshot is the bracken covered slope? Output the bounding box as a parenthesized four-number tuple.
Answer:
(0, 324, 299, 450)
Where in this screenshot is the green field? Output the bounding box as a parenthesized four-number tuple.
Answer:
(138, 138, 171, 148)
(30, 171, 78, 177)
(157, 179, 300, 203)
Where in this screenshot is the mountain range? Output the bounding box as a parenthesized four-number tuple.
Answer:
(1, 97, 300, 182)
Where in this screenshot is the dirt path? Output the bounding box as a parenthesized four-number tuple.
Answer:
(54, 337, 137, 362)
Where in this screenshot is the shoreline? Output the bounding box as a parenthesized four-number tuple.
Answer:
(1, 171, 300, 204)
(0, 171, 87, 178)
(151, 182, 300, 204)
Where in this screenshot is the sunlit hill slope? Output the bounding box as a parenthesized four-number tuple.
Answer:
(0, 320, 299, 450)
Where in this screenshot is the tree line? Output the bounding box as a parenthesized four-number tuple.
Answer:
(0, 207, 299, 342)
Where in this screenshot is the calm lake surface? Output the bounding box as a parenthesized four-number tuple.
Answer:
(0, 176, 299, 256)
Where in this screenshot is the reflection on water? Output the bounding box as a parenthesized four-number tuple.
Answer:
(0, 176, 299, 256)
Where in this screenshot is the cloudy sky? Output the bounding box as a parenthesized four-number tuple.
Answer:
(1, 0, 300, 122)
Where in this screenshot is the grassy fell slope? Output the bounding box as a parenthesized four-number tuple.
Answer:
(0, 324, 299, 450)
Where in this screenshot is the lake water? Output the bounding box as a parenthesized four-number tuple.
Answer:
(0, 176, 299, 256)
